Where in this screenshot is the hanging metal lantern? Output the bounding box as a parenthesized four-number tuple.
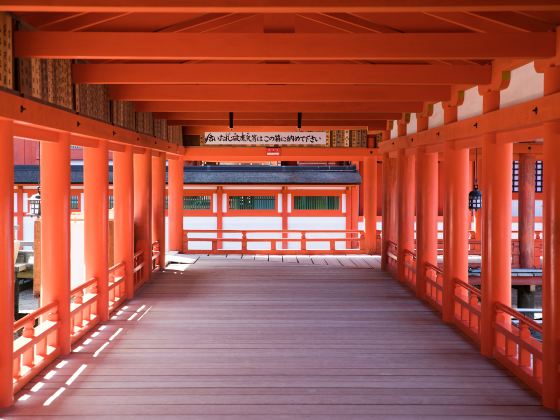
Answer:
(28, 188, 41, 217)
(468, 149, 481, 212)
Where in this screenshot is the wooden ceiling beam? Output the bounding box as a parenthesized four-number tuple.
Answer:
(108, 84, 451, 102)
(4, 1, 560, 13)
(73, 63, 492, 85)
(15, 32, 555, 60)
(171, 120, 387, 129)
(136, 101, 425, 113)
(153, 112, 403, 120)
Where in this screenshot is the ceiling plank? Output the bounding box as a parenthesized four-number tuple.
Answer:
(73, 63, 492, 85)
(108, 84, 451, 102)
(153, 112, 403, 120)
(15, 32, 555, 60)
(171, 119, 387, 128)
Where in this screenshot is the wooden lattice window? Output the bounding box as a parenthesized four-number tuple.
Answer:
(229, 196, 275, 210)
(294, 196, 340, 210)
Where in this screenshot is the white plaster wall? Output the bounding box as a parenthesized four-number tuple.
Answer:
(501, 63, 543, 108)
(289, 217, 347, 250)
(429, 102, 444, 129)
(458, 86, 483, 121)
(183, 216, 218, 250)
(70, 220, 85, 287)
(407, 113, 417, 135)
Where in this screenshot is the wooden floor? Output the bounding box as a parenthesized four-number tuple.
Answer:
(2, 258, 556, 419)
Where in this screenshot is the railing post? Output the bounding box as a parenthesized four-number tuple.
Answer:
(363, 155, 377, 254)
(114, 145, 135, 300)
(396, 148, 415, 282)
(151, 152, 166, 268)
(84, 140, 109, 321)
(0, 119, 14, 407)
(381, 153, 392, 269)
(168, 156, 184, 252)
(542, 64, 560, 410)
(442, 104, 470, 323)
(41, 132, 72, 355)
(133, 148, 152, 282)
(480, 90, 512, 356)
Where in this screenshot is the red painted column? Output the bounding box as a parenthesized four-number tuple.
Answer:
(480, 90, 512, 356)
(151, 153, 166, 268)
(40, 132, 71, 354)
(363, 155, 377, 254)
(0, 120, 14, 408)
(84, 141, 109, 321)
(518, 153, 536, 268)
(168, 157, 184, 252)
(113, 145, 135, 299)
(542, 65, 560, 410)
(133, 149, 152, 281)
(17, 186, 23, 241)
(397, 147, 415, 282)
(415, 115, 438, 299)
(442, 105, 470, 323)
(381, 154, 391, 269)
(217, 186, 224, 250)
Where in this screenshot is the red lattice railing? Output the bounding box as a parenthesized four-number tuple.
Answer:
(424, 262, 443, 312)
(70, 277, 98, 344)
(453, 278, 482, 343)
(402, 249, 416, 290)
(386, 240, 398, 278)
(108, 262, 126, 312)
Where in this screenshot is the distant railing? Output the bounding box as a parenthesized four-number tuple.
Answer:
(133, 250, 146, 290)
(453, 278, 481, 343)
(424, 262, 443, 312)
(70, 277, 98, 344)
(108, 262, 126, 312)
(386, 241, 398, 277)
(494, 303, 543, 395)
(151, 241, 161, 271)
(402, 249, 416, 290)
(13, 302, 59, 393)
(183, 230, 364, 254)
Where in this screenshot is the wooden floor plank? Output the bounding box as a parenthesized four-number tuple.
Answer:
(3, 259, 555, 419)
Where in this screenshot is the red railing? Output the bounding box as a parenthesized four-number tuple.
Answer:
(424, 262, 443, 312)
(13, 302, 59, 393)
(108, 262, 126, 312)
(512, 231, 543, 268)
(70, 277, 98, 344)
(386, 241, 398, 277)
(133, 250, 146, 290)
(151, 241, 161, 271)
(183, 230, 365, 254)
(494, 303, 543, 395)
(453, 278, 482, 343)
(402, 249, 416, 290)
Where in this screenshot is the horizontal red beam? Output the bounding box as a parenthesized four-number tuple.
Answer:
(175, 120, 386, 129)
(136, 101, 424, 113)
(72, 63, 492, 86)
(3, 1, 560, 13)
(154, 112, 402, 120)
(109, 84, 450, 102)
(15, 32, 556, 61)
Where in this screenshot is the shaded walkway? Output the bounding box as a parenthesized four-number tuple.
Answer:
(2, 259, 555, 418)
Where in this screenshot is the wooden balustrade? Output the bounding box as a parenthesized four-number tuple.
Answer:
(494, 303, 543, 395)
(453, 278, 482, 344)
(70, 277, 98, 344)
(386, 241, 398, 277)
(108, 262, 126, 312)
(151, 241, 161, 271)
(424, 262, 444, 312)
(183, 230, 365, 255)
(13, 302, 59, 393)
(133, 250, 146, 290)
(402, 249, 416, 290)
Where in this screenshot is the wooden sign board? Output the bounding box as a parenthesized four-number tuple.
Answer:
(203, 131, 327, 146)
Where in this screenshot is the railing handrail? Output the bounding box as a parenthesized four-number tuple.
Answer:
(424, 262, 442, 274)
(495, 302, 543, 334)
(133, 249, 144, 259)
(403, 249, 416, 259)
(453, 277, 481, 297)
(13, 301, 58, 332)
(109, 261, 125, 273)
(70, 277, 98, 297)
(184, 229, 363, 233)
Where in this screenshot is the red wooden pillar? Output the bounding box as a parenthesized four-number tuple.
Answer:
(415, 116, 438, 299)
(84, 141, 109, 321)
(381, 154, 391, 269)
(133, 149, 152, 281)
(363, 155, 377, 254)
(518, 153, 536, 268)
(151, 153, 166, 268)
(168, 157, 184, 252)
(0, 120, 14, 408)
(442, 105, 470, 323)
(480, 90, 512, 356)
(113, 145, 134, 299)
(281, 186, 288, 250)
(542, 65, 560, 410)
(397, 148, 415, 282)
(40, 132, 71, 355)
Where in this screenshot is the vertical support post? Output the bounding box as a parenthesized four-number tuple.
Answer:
(84, 141, 109, 321)
(519, 153, 536, 268)
(363, 155, 377, 254)
(281, 186, 288, 250)
(151, 152, 166, 268)
(113, 145, 134, 300)
(480, 90, 512, 356)
(397, 149, 415, 282)
(133, 149, 152, 281)
(0, 120, 14, 408)
(381, 154, 391, 269)
(40, 132, 71, 354)
(442, 105, 470, 323)
(168, 157, 184, 252)
(542, 65, 560, 410)
(217, 186, 224, 250)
